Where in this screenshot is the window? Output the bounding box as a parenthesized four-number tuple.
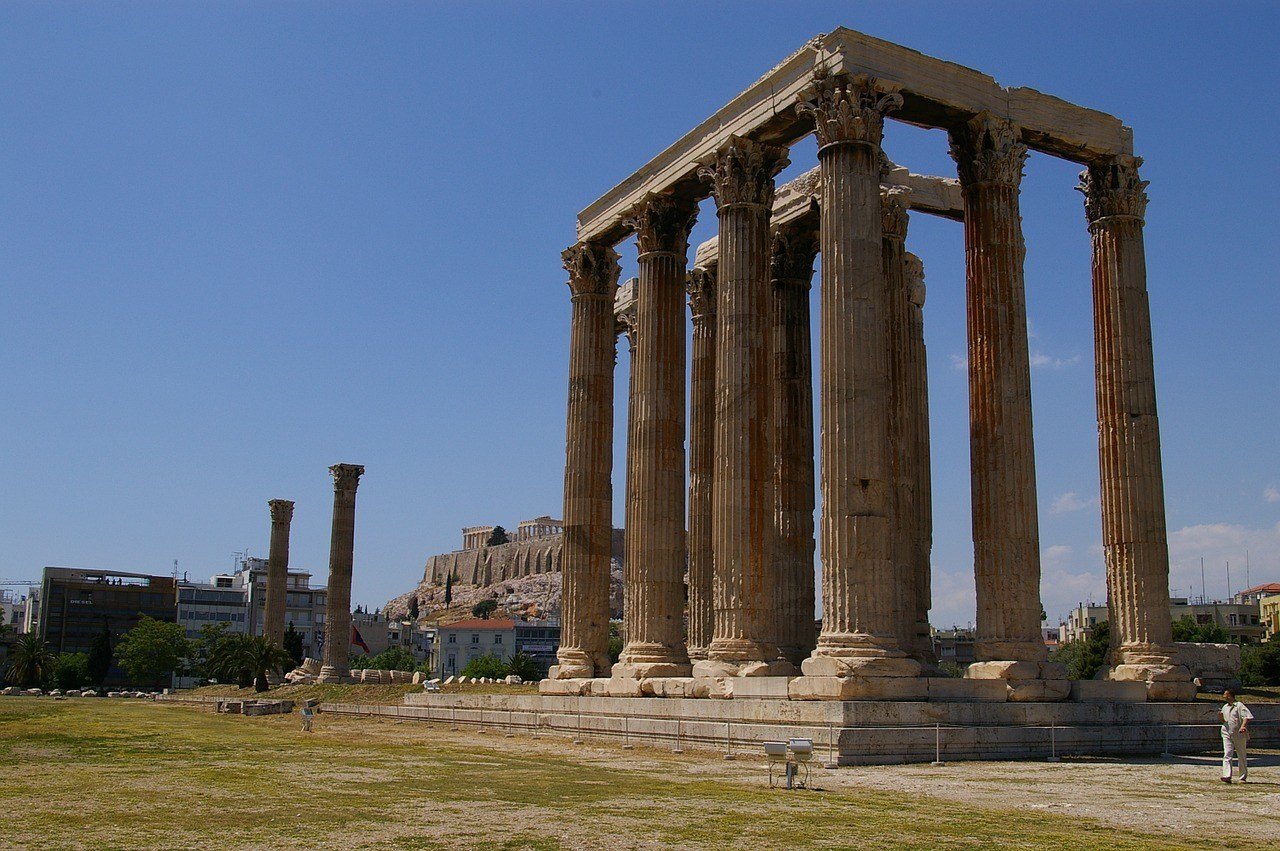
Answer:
(471, 634, 480, 645)
(448, 634, 456, 644)
(494, 634, 503, 645)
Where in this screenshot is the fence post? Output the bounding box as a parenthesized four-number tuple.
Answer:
(931, 722, 944, 766)
(623, 713, 633, 750)
(505, 707, 515, 738)
(573, 696, 583, 745)
(724, 720, 735, 760)
(450, 704, 458, 731)
(1161, 723, 1172, 759)
(1048, 722, 1060, 762)
(672, 717, 684, 754)
(824, 722, 838, 770)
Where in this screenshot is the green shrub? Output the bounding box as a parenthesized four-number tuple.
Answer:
(460, 654, 508, 679)
(1240, 641, 1280, 687)
(50, 653, 91, 690)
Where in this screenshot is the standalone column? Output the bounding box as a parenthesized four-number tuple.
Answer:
(950, 113, 1064, 696)
(550, 242, 620, 681)
(614, 192, 696, 679)
(882, 190, 927, 663)
(318, 463, 364, 683)
(696, 135, 792, 678)
(770, 224, 819, 667)
(686, 265, 717, 662)
(797, 73, 921, 692)
(1080, 155, 1193, 701)
(904, 252, 936, 665)
(262, 498, 295, 646)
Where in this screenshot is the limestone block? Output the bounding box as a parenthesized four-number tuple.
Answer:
(1, 687, 21, 696)
(1071, 680, 1147, 703)
(412, 672, 423, 684)
(1147, 681, 1198, 703)
(689, 677, 733, 699)
(457, 676, 469, 684)
(505, 675, 522, 684)
(537, 678, 591, 696)
(25, 689, 43, 696)
(801, 655, 922, 678)
(730, 676, 795, 699)
(443, 676, 455, 684)
(691, 659, 739, 679)
(299, 657, 323, 675)
(789, 676, 928, 701)
(1006, 680, 1070, 702)
(603, 677, 643, 698)
(1174, 642, 1240, 680)
(926, 678, 1007, 703)
(964, 661, 1040, 681)
(641, 677, 695, 698)
(1111, 663, 1190, 683)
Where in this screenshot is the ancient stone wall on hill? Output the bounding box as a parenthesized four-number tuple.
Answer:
(421, 529, 624, 587)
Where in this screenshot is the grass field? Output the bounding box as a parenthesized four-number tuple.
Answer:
(0, 698, 1273, 850)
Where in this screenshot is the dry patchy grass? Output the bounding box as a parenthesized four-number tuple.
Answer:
(0, 698, 1267, 850)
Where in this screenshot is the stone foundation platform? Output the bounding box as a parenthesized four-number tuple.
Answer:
(314, 692, 1280, 765)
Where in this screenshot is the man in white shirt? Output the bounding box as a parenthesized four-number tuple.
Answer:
(1220, 689, 1253, 783)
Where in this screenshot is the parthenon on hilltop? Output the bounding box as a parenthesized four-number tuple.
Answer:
(546, 27, 1192, 703)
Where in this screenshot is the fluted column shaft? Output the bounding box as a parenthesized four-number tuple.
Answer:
(798, 74, 917, 677)
(553, 242, 620, 679)
(686, 267, 717, 661)
(904, 253, 935, 663)
(950, 113, 1045, 664)
(1081, 156, 1183, 677)
(262, 499, 295, 646)
(615, 193, 696, 678)
(319, 463, 364, 681)
(697, 136, 789, 674)
(770, 225, 818, 666)
(883, 191, 924, 659)
(619, 304, 638, 650)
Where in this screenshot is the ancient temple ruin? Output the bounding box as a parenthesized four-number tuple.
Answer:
(546, 27, 1192, 702)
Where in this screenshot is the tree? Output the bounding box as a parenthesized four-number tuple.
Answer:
(365, 647, 418, 672)
(1171, 615, 1229, 644)
(444, 574, 453, 606)
(5, 634, 55, 688)
(241, 636, 293, 692)
(505, 651, 540, 682)
(115, 616, 191, 686)
(1055, 621, 1110, 681)
(282, 622, 305, 668)
(1240, 642, 1280, 687)
(50, 653, 90, 690)
(472, 599, 498, 619)
(460, 653, 508, 679)
(86, 622, 113, 686)
(486, 526, 510, 547)
(607, 623, 623, 665)
(407, 596, 420, 621)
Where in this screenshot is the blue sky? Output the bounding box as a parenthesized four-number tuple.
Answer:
(2, 3, 1278, 628)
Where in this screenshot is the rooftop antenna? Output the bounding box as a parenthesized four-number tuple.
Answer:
(172, 559, 178, 581)
(1201, 557, 1206, 604)
(1245, 549, 1251, 591)
(1226, 560, 1231, 601)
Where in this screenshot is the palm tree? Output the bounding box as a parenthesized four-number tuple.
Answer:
(5, 634, 54, 688)
(242, 636, 293, 692)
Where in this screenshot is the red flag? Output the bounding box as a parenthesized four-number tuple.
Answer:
(351, 623, 370, 653)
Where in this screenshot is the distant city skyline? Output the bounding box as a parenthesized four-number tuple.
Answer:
(3, 4, 1278, 629)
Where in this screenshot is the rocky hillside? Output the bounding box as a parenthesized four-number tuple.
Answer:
(385, 561, 623, 624)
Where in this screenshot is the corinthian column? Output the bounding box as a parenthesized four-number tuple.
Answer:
(686, 265, 717, 661)
(950, 113, 1063, 695)
(551, 242, 620, 680)
(695, 135, 792, 678)
(318, 463, 364, 683)
(262, 499, 295, 646)
(1080, 155, 1193, 701)
(797, 73, 921, 687)
(904, 252, 936, 665)
(613, 192, 697, 679)
(882, 190, 925, 662)
(770, 224, 818, 666)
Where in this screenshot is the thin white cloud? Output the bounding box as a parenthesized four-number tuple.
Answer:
(1030, 351, 1081, 369)
(949, 353, 967, 372)
(1050, 491, 1092, 514)
(1264, 484, 1279, 503)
